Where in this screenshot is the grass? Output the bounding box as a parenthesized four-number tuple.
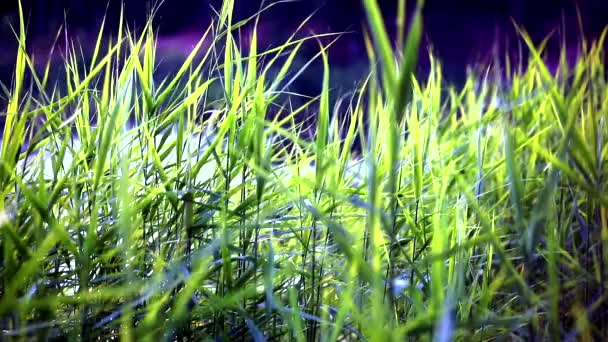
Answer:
(1, 0, 607, 340)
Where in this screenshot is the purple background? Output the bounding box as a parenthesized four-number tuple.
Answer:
(1, 0, 607, 92)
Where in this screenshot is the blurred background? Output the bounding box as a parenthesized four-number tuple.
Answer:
(0, 0, 607, 96)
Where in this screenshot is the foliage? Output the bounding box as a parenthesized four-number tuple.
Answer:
(1, 0, 607, 340)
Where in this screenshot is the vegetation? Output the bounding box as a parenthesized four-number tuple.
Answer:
(1, 0, 607, 340)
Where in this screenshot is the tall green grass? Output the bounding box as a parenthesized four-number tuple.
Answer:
(1, 0, 607, 340)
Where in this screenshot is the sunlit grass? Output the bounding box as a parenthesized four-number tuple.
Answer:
(1, 0, 607, 340)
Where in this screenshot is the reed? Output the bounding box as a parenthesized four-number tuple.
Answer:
(0, 0, 607, 340)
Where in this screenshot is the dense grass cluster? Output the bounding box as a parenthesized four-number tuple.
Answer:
(1, 0, 607, 340)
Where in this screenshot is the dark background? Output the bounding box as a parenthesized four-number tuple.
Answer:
(1, 0, 607, 91)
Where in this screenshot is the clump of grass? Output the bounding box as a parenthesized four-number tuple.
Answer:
(1, 0, 607, 340)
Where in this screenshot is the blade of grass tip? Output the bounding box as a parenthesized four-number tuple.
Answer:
(99, 36, 114, 120)
(40, 25, 63, 89)
(396, 0, 406, 50)
(212, 0, 288, 40)
(13, 20, 60, 107)
(558, 25, 569, 88)
(408, 89, 423, 201)
(228, 47, 245, 168)
(116, 3, 125, 65)
(224, 8, 234, 99)
(156, 78, 216, 131)
(154, 26, 213, 109)
(395, 0, 424, 124)
(266, 40, 304, 94)
(428, 54, 443, 119)
(259, 11, 317, 73)
(1, 0, 27, 181)
(93, 64, 134, 190)
(277, 33, 344, 100)
(362, 0, 397, 94)
(247, 19, 258, 91)
(66, 42, 80, 95)
(316, 40, 330, 192)
(132, 25, 156, 113)
(89, 6, 108, 72)
(516, 23, 596, 172)
(218, 0, 235, 29)
(43, 38, 122, 128)
(338, 77, 370, 176)
(575, 5, 588, 57)
(254, 75, 269, 204)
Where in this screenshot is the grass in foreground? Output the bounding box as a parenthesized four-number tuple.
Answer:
(1, 0, 608, 340)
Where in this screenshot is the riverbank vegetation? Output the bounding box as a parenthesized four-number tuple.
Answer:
(1, 0, 607, 340)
